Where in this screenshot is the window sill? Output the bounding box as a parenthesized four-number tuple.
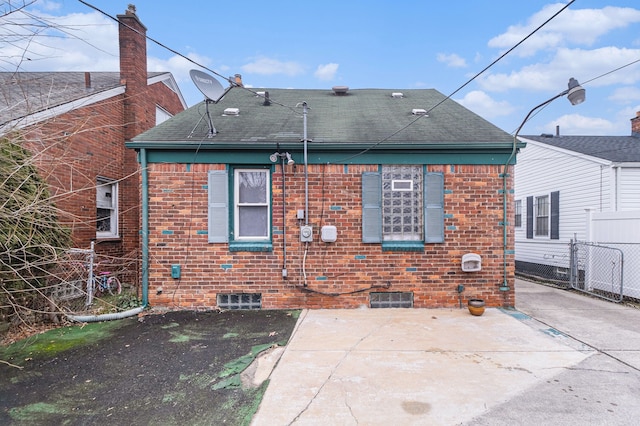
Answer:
(229, 242, 273, 252)
(381, 241, 424, 252)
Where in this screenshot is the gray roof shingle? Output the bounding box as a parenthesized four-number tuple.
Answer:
(0, 71, 165, 126)
(522, 134, 640, 162)
(132, 88, 513, 146)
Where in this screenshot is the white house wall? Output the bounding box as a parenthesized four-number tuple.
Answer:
(617, 166, 640, 210)
(515, 139, 612, 268)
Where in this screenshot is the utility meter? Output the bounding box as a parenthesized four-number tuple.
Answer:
(300, 225, 313, 242)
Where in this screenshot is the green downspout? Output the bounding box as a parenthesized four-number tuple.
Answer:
(141, 148, 149, 307)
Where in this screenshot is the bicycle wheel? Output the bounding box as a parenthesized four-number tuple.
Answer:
(108, 276, 122, 295)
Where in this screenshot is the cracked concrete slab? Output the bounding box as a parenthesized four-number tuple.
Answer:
(252, 306, 591, 425)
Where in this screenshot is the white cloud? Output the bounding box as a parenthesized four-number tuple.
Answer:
(489, 5, 640, 57)
(437, 53, 467, 68)
(0, 9, 119, 72)
(456, 91, 515, 119)
(549, 113, 615, 136)
(241, 57, 305, 76)
(608, 86, 640, 104)
(478, 47, 640, 93)
(314, 63, 339, 81)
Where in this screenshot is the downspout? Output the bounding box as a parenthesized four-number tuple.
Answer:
(140, 147, 149, 307)
(67, 148, 149, 323)
(302, 102, 309, 225)
(281, 156, 288, 279)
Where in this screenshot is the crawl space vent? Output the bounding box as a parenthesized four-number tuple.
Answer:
(217, 293, 262, 309)
(370, 292, 413, 308)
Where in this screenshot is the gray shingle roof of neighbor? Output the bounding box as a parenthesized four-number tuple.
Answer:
(0, 71, 166, 126)
(132, 87, 513, 146)
(522, 134, 640, 162)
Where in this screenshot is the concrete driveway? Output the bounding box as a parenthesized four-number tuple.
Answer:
(252, 279, 640, 425)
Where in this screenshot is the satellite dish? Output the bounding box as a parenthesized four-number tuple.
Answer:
(190, 69, 225, 103)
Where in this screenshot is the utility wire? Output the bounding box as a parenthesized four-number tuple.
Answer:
(77, 0, 299, 114)
(333, 0, 576, 163)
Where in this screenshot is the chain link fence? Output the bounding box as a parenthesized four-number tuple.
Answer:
(2, 244, 139, 328)
(517, 241, 640, 303)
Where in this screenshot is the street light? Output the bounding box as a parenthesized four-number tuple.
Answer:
(500, 78, 586, 293)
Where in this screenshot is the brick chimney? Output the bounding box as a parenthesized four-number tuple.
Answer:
(632, 111, 640, 137)
(117, 4, 150, 140)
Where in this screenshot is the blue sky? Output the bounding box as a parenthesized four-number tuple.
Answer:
(3, 0, 640, 136)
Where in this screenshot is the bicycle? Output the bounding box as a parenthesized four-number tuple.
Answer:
(93, 269, 122, 297)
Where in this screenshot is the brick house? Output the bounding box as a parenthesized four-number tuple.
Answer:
(0, 6, 186, 263)
(127, 85, 519, 309)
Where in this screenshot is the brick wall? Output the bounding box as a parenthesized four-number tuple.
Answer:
(145, 163, 515, 309)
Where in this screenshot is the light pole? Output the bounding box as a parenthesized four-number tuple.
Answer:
(500, 78, 586, 293)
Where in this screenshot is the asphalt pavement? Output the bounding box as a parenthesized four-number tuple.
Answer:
(251, 279, 640, 425)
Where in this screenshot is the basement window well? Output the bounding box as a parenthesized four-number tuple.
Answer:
(217, 293, 262, 310)
(370, 292, 413, 308)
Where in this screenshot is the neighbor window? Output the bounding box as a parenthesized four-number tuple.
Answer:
(535, 195, 549, 236)
(362, 166, 444, 250)
(207, 167, 272, 251)
(96, 177, 118, 238)
(514, 200, 522, 228)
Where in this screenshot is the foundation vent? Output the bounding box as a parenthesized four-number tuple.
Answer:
(217, 293, 262, 309)
(370, 292, 413, 308)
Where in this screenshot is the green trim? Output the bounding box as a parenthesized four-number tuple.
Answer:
(381, 241, 425, 252)
(141, 149, 518, 165)
(229, 242, 273, 252)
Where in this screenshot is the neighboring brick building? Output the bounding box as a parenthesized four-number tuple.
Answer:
(0, 6, 186, 263)
(128, 86, 519, 309)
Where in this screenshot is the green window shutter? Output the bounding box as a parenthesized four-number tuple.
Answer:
(550, 191, 560, 240)
(362, 172, 381, 243)
(424, 172, 444, 243)
(208, 170, 229, 243)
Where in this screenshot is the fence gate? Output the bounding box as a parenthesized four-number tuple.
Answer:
(570, 240, 624, 302)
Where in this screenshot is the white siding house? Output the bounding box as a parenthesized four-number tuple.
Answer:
(514, 114, 640, 280)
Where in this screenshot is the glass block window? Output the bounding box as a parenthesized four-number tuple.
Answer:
(217, 293, 262, 310)
(370, 292, 413, 308)
(382, 165, 423, 241)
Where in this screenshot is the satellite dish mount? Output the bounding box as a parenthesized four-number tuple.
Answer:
(189, 69, 233, 138)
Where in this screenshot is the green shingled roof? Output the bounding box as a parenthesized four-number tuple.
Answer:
(131, 88, 512, 147)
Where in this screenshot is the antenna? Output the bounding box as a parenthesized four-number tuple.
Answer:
(189, 69, 232, 137)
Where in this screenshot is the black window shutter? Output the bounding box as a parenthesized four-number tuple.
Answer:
(550, 191, 560, 240)
(526, 196, 533, 239)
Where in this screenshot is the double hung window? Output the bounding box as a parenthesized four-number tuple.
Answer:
(96, 177, 118, 238)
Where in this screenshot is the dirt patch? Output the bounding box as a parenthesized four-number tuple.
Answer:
(0, 309, 300, 425)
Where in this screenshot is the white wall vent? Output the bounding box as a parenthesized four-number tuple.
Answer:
(391, 92, 404, 98)
(223, 107, 240, 116)
(412, 108, 428, 116)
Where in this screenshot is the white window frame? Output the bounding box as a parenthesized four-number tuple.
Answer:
(534, 195, 549, 237)
(96, 177, 118, 239)
(233, 169, 270, 241)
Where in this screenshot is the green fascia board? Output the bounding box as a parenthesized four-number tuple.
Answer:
(130, 142, 525, 165)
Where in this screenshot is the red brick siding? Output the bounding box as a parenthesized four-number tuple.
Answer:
(146, 163, 515, 309)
